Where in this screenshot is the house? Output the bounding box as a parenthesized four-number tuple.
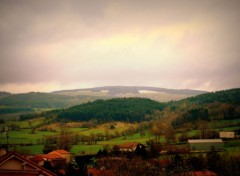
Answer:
(48, 149, 70, 163)
(119, 142, 145, 152)
(0, 151, 56, 176)
(188, 139, 224, 151)
(219, 131, 235, 139)
(34, 153, 66, 169)
(30, 155, 45, 166)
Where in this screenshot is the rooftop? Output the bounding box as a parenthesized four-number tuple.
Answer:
(119, 142, 140, 149)
(188, 139, 223, 143)
(51, 149, 70, 154)
(38, 153, 63, 160)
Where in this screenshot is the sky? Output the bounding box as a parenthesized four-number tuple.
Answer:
(0, 0, 240, 93)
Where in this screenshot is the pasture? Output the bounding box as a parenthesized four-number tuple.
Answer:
(1, 119, 240, 155)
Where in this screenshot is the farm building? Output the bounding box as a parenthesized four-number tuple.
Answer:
(219, 131, 235, 139)
(119, 142, 145, 152)
(188, 139, 224, 151)
(49, 149, 71, 163)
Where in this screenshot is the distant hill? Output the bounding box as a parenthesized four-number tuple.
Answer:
(52, 86, 206, 102)
(53, 86, 205, 96)
(0, 92, 109, 109)
(0, 86, 205, 110)
(0, 91, 11, 99)
(52, 88, 240, 123)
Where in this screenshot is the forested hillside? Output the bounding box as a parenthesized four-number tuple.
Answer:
(3, 88, 240, 126)
(176, 88, 240, 105)
(38, 88, 240, 124)
(53, 98, 165, 122)
(170, 88, 240, 128)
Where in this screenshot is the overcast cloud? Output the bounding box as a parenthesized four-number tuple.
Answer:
(0, 0, 240, 93)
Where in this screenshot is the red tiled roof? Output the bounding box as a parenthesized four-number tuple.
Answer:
(30, 155, 45, 163)
(51, 149, 69, 154)
(119, 142, 139, 149)
(39, 153, 63, 160)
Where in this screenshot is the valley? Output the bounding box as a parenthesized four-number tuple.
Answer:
(0, 87, 240, 175)
(0, 88, 239, 155)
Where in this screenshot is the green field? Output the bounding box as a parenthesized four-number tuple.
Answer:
(0, 129, 57, 144)
(6, 117, 45, 128)
(1, 118, 240, 156)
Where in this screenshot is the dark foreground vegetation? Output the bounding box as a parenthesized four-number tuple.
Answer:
(69, 146, 240, 176)
(93, 148, 240, 176)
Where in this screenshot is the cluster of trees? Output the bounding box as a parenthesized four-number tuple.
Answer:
(150, 119, 176, 144)
(170, 89, 240, 128)
(173, 88, 240, 105)
(0, 106, 32, 115)
(54, 98, 164, 122)
(19, 113, 40, 120)
(43, 128, 73, 153)
(42, 122, 149, 153)
(172, 103, 240, 128)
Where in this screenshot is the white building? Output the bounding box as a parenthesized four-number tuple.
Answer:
(219, 131, 235, 139)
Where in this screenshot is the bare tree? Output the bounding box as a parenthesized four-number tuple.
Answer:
(58, 127, 73, 151)
(197, 120, 208, 139)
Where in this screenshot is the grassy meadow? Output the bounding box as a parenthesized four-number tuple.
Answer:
(1, 118, 240, 155)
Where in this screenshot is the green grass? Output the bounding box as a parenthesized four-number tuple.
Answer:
(12, 144, 104, 155)
(0, 129, 58, 144)
(5, 117, 45, 128)
(79, 128, 106, 135)
(219, 126, 240, 131)
(11, 145, 44, 155)
(71, 144, 103, 154)
(68, 127, 88, 133)
(224, 146, 240, 155)
(186, 130, 199, 137)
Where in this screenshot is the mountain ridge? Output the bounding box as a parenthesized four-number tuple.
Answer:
(52, 86, 206, 96)
(45, 88, 240, 123)
(0, 86, 206, 110)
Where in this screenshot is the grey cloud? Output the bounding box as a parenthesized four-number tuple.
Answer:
(0, 0, 240, 92)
